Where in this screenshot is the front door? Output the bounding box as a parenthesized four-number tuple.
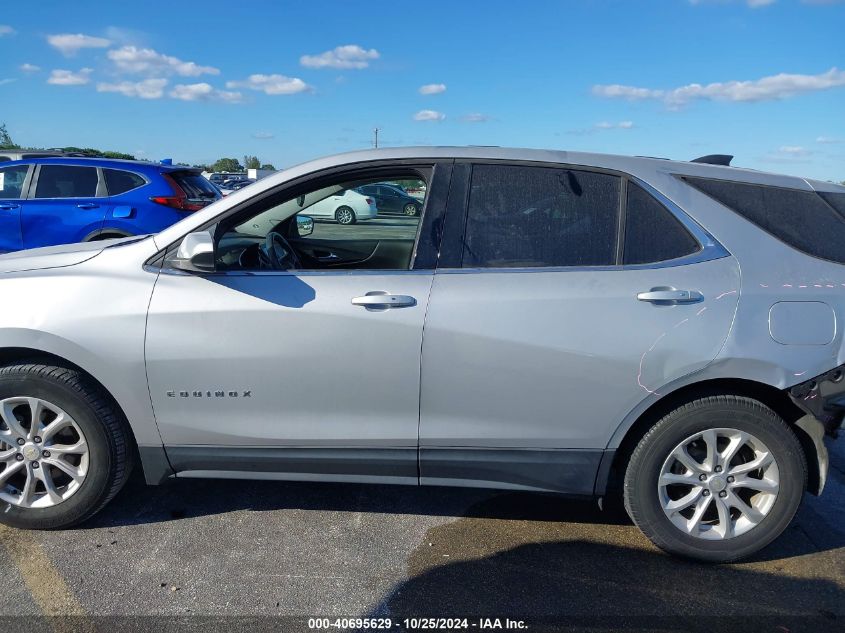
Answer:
(419, 163, 740, 493)
(145, 163, 451, 482)
(0, 164, 29, 252)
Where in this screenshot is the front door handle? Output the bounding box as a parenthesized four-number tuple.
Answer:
(76, 203, 99, 209)
(0, 203, 20, 211)
(352, 293, 417, 308)
(637, 288, 703, 304)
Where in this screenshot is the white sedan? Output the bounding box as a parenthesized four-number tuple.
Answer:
(301, 189, 377, 224)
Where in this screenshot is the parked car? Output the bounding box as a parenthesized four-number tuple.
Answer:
(208, 172, 246, 186)
(0, 157, 221, 252)
(301, 187, 377, 224)
(1, 150, 65, 163)
(0, 146, 842, 564)
(357, 183, 422, 216)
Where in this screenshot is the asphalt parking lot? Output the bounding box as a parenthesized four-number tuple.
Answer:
(0, 440, 842, 630)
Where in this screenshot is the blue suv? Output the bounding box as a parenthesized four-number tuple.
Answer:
(0, 157, 221, 253)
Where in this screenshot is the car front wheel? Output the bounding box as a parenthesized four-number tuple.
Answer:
(623, 395, 806, 562)
(0, 362, 134, 529)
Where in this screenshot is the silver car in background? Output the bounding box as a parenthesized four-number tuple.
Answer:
(0, 146, 843, 563)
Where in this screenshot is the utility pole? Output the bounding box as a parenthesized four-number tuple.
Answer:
(373, 127, 379, 149)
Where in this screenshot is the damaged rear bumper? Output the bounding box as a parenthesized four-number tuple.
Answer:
(787, 364, 845, 495)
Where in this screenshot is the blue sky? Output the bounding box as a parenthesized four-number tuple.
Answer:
(1, 0, 843, 180)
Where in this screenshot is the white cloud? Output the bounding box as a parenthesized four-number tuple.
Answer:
(226, 74, 311, 95)
(300, 45, 379, 70)
(816, 136, 842, 144)
(779, 145, 811, 156)
(108, 46, 219, 77)
(47, 68, 93, 86)
(419, 83, 446, 95)
(460, 113, 492, 123)
(252, 132, 275, 139)
(413, 109, 446, 122)
(689, 0, 776, 6)
(0, 79, 16, 86)
(97, 78, 168, 99)
(595, 121, 635, 129)
(593, 67, 845, 108)
(20, 63, 41, 73)
(0, 25, 15, 37)
(169, 82, 243, 103)
(47, 33, 111, 56)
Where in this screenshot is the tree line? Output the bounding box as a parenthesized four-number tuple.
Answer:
(0, 123, 276, 173)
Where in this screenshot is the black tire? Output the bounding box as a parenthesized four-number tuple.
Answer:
(403, 202, 419, 217)
(0, 362, 134, 529)
(335, 206, 357, 225)
(623, 395, 806, 563)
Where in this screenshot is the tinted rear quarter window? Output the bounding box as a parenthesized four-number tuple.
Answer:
(104, 169, 146, 196)
(624, 182, 700, 264)
(463, 164, 621, 268)
(171, 172, 220, 200)
(818, 192, 845, 217)
(683, 176, 845, 264)
(34, 165, 98, 198)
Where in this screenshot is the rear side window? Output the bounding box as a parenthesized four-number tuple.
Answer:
(171, 171, 220, 201)
(0, 165, 29, 199)
(684, 177, 845, 264)
(462, 164, 621, 268)
(624, 183, 700, 264)
(104, 169, 146, 196)
(34, 165, 97, 198)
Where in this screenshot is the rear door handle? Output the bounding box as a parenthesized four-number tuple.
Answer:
(76, 203, 99, 209)
(637, 289, 703, 304)
(0, 203, 19, 211)
(352, 293, 417, 308)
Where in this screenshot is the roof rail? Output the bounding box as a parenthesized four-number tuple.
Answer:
(691, 154, 733, 166)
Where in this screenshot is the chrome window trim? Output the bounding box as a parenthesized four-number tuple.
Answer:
(158, 267, 433, 278)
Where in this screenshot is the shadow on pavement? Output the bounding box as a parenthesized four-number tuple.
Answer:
(366, 536, 843, 630)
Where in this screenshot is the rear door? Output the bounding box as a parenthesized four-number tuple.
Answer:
(23, 164, 107, 248)
(418, 162, 740, 493)
(0, 164, 30, 252)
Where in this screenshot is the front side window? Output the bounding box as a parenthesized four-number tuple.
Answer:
(0, 165, 29, 199)
(34, 165, 98, 198)
(215, 174, 427, 272)
(462, 164, 621, 268)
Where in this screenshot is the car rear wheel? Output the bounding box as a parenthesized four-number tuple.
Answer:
(403, 203, 419, 217)
(335, 206, 356, 225)
(0, 362, 134, 529)
(623, 395, 806, 562)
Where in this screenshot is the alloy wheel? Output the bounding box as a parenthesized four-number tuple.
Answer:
(0, 397, 90, 508)
(403, 203, 417, 216)
(658, 428, 779, 540)
(336, 207, 354, 224)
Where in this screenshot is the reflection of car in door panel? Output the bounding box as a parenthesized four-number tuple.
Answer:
(0, 146, 843, 565)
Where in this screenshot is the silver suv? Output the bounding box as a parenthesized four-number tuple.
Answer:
(0, 147, 843, 562)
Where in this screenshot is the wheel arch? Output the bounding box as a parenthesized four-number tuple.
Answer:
(0, 346, 172, 485)
(601, 377, 822, 498)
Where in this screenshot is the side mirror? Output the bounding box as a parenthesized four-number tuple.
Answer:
(170, 231, 215, 272)
(296, 215, 314, 237)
